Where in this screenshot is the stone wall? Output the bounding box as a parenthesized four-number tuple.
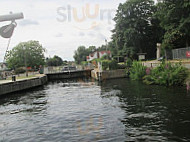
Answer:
(0, 75, 47, 96)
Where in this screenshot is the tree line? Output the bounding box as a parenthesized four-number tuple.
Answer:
(73, 45, 107, 64)
(110, 0, 190, 59)
(74, 0, 190, 63)
(5, 40, 67, 70)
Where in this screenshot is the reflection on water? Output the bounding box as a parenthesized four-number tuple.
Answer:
(0, 78, 190, 141)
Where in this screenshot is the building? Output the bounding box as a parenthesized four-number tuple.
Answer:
(86, 51, 111, 61)
(0, 62, 8, 71)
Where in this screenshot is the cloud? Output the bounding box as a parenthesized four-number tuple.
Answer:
(19, 19, 39, 26)
(79, 32, 85, 36)
(55, 33, 63, 38)
(88, 32, 95, 37)
(97, 33, 106, 41)
(0, 0, 125, 61)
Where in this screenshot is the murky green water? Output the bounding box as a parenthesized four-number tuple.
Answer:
(0, 78, 190, 142)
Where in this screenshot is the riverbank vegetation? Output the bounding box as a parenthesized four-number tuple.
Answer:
(129, 61, 188, 86)
(143, 62, 188, 86)
(73, 0, 190, 64)
(110, 0, 190, 60)
(129, 61, 147, 81)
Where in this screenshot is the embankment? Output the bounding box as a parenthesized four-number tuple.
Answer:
(0, 75, 47, 96)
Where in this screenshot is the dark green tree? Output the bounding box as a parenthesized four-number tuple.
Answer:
(111, 0, 158, 59)
(88, 46, 96, 53)
(73, 46, 89, 64)
(156, 0, 190, 49)
(6, 40, 45, 69)
(46, 55, 63, 66)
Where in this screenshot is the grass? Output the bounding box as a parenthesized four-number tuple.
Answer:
(6, 75, 38, 81)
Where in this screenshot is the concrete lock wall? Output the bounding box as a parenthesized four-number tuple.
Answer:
(46, 70, 92, 80)
(0, 76, 47, 96)
(91, 69, 127, 81)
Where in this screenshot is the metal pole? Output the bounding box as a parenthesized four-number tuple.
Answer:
(24, 47, 28, 77)
(0, 13, 24, 22)
(105, 39, 108, 60)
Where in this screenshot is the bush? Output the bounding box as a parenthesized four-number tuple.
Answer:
(126, 58, 133, 67)
(118, 64, 127, 69)
(109, 60, 118, 70)
(15, 67, 26, 74)
(102, 60, 109, 70)
(102, 60, 118, 70)
(81, 61, 88, 65)
(143, 62, 188, 86)
(129, 61, 147, 80)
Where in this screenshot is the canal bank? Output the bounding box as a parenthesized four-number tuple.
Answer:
(0, 70, 92, 96)
(0, 75, 47, 96)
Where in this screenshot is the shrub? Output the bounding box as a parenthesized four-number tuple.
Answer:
(143, 62, 188, 86)
(129, 61, 147, 80)
(100, 55, 111, 60)
(81, 61, 88, 65)
(109, 60, 118, 70)
(126, 58, 133, 67)
(15, 67, 26, 74)
(102, 60, 118, 70)
(102, 60, 109, 70)
(118, 64, 127, 69)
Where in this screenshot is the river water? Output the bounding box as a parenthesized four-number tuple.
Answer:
(0, 78, 190, 142)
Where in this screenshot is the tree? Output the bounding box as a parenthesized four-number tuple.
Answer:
(73, 46, 90, 64)
(111, 0, 157, 59)
(88, 46, 96, 53)
(6, 40, 45, 69)
(46, 55, 63, 66)
(156, 0, 190, 48)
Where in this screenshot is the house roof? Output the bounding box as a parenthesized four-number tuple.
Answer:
(100, 51, 111, 54)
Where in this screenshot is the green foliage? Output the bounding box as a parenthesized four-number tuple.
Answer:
(100, 55, 111, 60)
(102, 60, 118, 70)
(46, 55, 63, 66)
(6, 40, 45, 69)
(117, 64, 127, 69)
(81, 61, 88, 65)
(15, 67, 25, 74)
(73, 46, 89, 64)
(156, 0, 190, 48)
(111, 0, 158, 59)
(129, 61, 147, 80)
(91, 58, 101, 63)
(126, 58, 133, 67)
(100, 55, 107, 60)
(143, 62, 188, 86)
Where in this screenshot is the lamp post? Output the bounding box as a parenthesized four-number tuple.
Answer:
(156, 43, 161, 60)
(105, 39, 108, 60)
(24, 46, 28, 77)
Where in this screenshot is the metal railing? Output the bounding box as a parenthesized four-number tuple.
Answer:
(172, 47, 190, 59)
(44, 65, 94, 74)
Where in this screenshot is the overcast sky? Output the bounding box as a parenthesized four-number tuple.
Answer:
(0, 0, 129, 61)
